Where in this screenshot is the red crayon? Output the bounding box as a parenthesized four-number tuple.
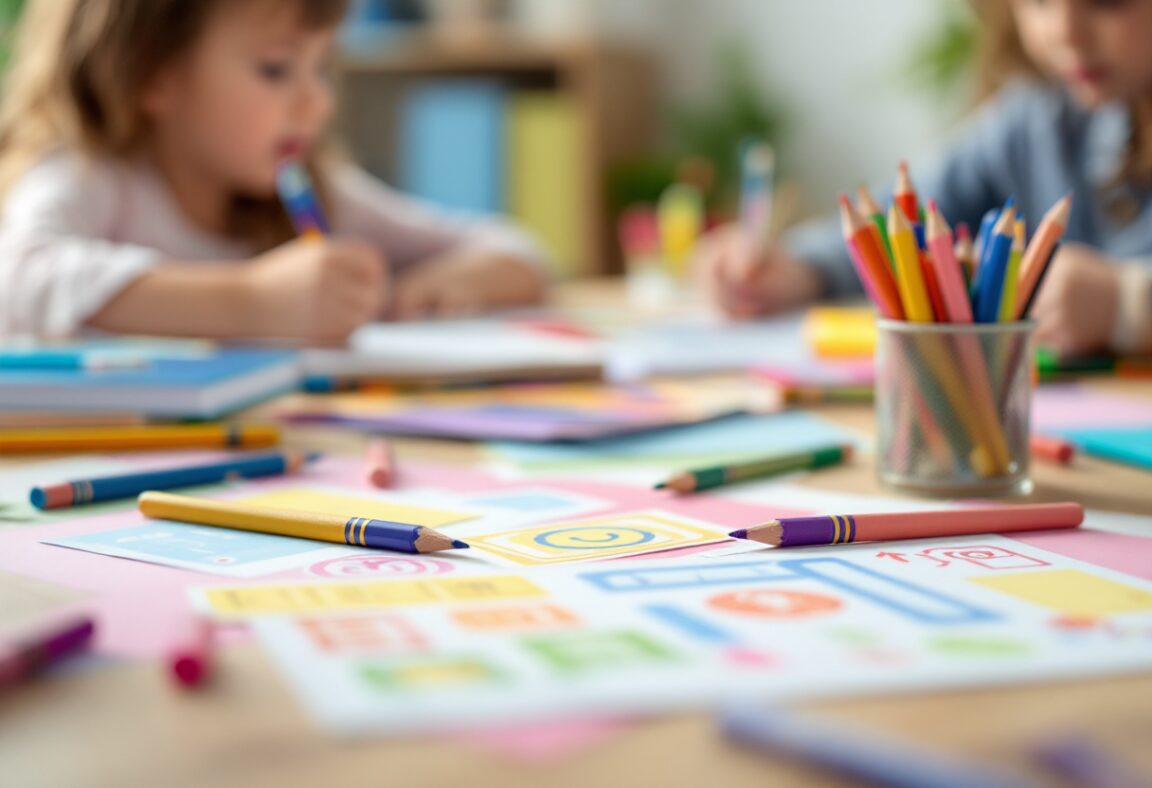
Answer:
(1031, 434, 1076, 465)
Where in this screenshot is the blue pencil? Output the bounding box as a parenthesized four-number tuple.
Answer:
(276, 161, 329, 238)
(973, 207, 1017, 322)
(721, 704, 1031, 788)
(30, 451, 320, 510)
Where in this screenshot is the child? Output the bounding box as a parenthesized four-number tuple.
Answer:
(0, 0, 547, 342)
(696, 0, 1152, 358)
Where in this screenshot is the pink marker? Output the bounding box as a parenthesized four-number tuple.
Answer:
(167, 617, 214, 690)
(366, 438, 396, 489)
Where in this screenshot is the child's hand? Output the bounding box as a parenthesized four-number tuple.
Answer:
(1031, 243, 1120, 357)
(692, 224, 824, 319)
(393, 251, 544, 320)
(244, 238, 388, 342)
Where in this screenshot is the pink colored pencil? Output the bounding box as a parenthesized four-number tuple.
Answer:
(1014, 195, 1071, 319)
(925, 200, 974, 323)
(366, 438, 396, 488)
(731, 502, 1084, 547)
(167, 617, 214, 689)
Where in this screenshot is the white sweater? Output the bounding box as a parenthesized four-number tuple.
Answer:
(0, 150, 544, 337)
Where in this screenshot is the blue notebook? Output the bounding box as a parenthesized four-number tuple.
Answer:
(1059, 428, 1152, 472)
(0, 345, 299, 419)
(398, 80, 506, 214)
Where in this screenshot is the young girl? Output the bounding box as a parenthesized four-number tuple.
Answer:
(0, 0, 546, 342)
(696, 0, 1152, 358)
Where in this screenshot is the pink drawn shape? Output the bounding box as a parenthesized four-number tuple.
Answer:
(1008, 531, 1152, 583)
(457, 718, 627, 763)
(725, 647, 782, 669)
(1032, 385, 1152, 431)
(917, 545, 1050, 570)
(308, 556, 455, 578)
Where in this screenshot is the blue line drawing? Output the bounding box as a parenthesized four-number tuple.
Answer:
(580, 558, 998, 625)
(533, 527, 656, 550)
(644, 604, 739, 644)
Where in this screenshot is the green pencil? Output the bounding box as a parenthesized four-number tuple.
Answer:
(655, 445, 853, 494)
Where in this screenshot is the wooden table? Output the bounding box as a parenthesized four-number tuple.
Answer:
(3, 283, 1151, 788)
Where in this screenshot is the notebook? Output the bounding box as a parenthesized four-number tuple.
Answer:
(301, 320, 604, 386)
(0, 347, 299, 419)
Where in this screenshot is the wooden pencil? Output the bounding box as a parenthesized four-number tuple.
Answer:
(1015, 195, 1071, 318)
(0, 424, 280, 454)
(886, 205, 933, 321)
(655, 445, 852, 493)
(729, 502, 1083, 547)
(894, 161, 920, 223)
(838, 196, 904, 319)
(137, 492, 468, 553)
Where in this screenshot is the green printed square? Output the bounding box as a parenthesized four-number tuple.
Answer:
(521, 630, 680, 673)
(358, 655, 506, 691)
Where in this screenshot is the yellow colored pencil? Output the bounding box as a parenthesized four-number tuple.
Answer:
(137, 492, 468, 554)
(999, 219, 1026, 322)
(886, 205, 933, 322)
(0, 424, 280, 454)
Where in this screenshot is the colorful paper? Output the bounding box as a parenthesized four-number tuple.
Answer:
(1032, 385, 1152, 431)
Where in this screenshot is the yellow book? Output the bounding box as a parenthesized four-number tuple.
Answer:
(507, 93, 583, 277)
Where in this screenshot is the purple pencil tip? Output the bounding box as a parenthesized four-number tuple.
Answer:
(729, 529, 748, 539)
(451, 540, 470, 550)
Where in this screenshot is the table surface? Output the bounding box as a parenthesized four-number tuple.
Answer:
(3, 282, 1151, 788)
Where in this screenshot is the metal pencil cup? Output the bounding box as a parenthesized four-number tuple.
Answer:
(875, 319, 1034, 497)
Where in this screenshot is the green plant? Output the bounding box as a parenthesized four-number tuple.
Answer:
(904, 0, 977, 98)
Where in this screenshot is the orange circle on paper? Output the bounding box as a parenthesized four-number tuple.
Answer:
(708, 589, 843, 618)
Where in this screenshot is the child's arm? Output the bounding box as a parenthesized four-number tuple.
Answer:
(329, 164, 548, 318)
(1032, 245, 1152, 356)
(88, 239, 387, 342)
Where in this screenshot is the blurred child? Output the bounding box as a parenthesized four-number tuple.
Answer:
(0, 0, 546, 342)
(696, 0, 1152, 357)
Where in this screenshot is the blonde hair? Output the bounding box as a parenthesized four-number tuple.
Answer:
(970, 0, 1152, 186)
(0, 0, 349, 248)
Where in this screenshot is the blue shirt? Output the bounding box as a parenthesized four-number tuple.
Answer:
(787, 79, 1152, 299)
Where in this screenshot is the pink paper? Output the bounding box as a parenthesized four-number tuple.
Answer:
(1009, 530, 1152, 582)
(1032, 385, 1152, 431)
(457, 717, 626, 762)
(0, 455, 803, 660)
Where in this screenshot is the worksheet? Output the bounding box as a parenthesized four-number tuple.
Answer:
(193, 529, 1152, 735)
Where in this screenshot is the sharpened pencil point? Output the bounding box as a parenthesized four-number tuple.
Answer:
(729, 529, 748, 539)
(451, 540, 470, 550)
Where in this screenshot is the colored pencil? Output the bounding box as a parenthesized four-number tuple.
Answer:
(838, 196, 904, 319)
(919, 252, 948, 321)
(721, 705, 1031, 788)
(655, 445, 852, 493)
(276, 160, 329, 239)
(0, 616, 95, 688)
(137, 491, 469, 553)
(886, 205, 934, 321)
(30, 450, 318, 510)
(999, 219, 1026, 322)
(924, 200, 973, 323)
(782, 385, 874, 405)
(1015, 195, 1072, 318)
(894, 161, 919, 223)
(974, 207, 999, 269)
(0, 349, 148, 371)
(856, 184, 894, 264)
(365, 438, 396, 489)
(954, 222, 975, 286)
(729, 502, 1083, 547)
(1031, 434, 1076, 465)
(0, 424, 280, 454)
(167, 617, 214, 690)
(740, 140, 775, 253)
(973, 206, 1016, 322)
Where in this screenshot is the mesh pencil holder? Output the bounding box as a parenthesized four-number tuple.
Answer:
(875, 319, 1034, 497)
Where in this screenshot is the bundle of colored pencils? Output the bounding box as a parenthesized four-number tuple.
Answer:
(840, 162, 1070, 324)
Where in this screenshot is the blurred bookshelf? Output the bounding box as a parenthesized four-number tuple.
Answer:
(336, 30, 655, 277)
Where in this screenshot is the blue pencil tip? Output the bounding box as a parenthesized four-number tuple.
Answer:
(451, 540, 470, 550)
(729, 529, 748, 539)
